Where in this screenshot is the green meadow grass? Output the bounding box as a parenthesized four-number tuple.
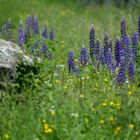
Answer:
(0, 1, 140, 140)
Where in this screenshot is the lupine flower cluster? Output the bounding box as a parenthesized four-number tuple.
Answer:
(1, 15, 55, 58)
(68, 16, 139, 85)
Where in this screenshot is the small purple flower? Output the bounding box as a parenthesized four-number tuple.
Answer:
(120, 16, 127, 41)
(41, 42, 47, 54)
(33, 17, 39, 34)
(95, 40, 100, 60)
(99, 46, 105, 65)
(42, 26, 48, 39)
(138, 16, 140, 40)
(68, 51, 75, 73)
(117, 63, 126, 85)
(114, 37, 121, 66)
(124, 36, 131, 62)
(79, 47, 88, 67)
(89, 24, 96, 63)
(132, 32, 138, 61)
(50, 28, 55, 40)
(25, 16, 33, 37)
(18, 24, 26, 48)
(75, 66, 80, 76)
(103, 33, 109, 64)
(106, 48, 116, 74)
(109, 40, 113, 53)
(128, 59, 135, 81)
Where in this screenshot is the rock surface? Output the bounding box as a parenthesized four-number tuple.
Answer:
(0, 39, 34, 83)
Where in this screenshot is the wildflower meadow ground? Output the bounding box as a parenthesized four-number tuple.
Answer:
(0, 0, 140, 140)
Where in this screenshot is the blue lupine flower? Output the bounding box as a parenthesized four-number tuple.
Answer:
(95, 40, 100, 60)
(18, 24, 26, 48)
(117, 47, 126, 85)
(138, 16, 140, 40)
(120, 16, 126, 41)
(99, 46, 105, 65)
(117, 61, 126, 85)
(41, 42, 47, 54)
(106, 48, 116, 74)
(26, 16, 33, 28)
(50, 28, 55, 40)
(6, 19, 13, 41)
(114, 37, 121, 66)
(25, 16, 33, 37)
(89, 24, 96, 63)
(33, 17, 39, 34)
(79, 47, 88, 67)
(75, 66, 80, 76)
(124, 36, 131, 62)
(42, 25, 48, 39)
(68, 51, 75, 73)
(109, 40, 112, 53)
(103, 33, 109, 64)
(128, 59, 135, 81)
(132, 32, 138, 61)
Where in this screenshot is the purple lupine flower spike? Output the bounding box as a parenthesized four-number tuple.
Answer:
(75, 66, 80, 76)
(103, 33, 109, 64)
(106, 48, 116, 74)
(132, 32, 139, 61)
(128, 58, 135, 81)
(117, 46, 126, 85)
(109, 40, 113, 53)
(120, 16, 127, 41)
(68, 51, 75, 73)
(114, 37, 121, 66)
(25, 16, 33, 37)
(95, 40, 100, 60)
(117, 62, 126, 85)
(18, 24, 26, 48)
(41, 42, 47, 54)
(50, 28, 55, 40)
(33, 17, 39, 34)
(99, 46, 105, 65)
(79, 46, 88, 67)
(42, 25, 48, 39)
(7, 19, 13, 41)
(138, 16, 140, 40)
(89, 24, 96, 63)
(125, 36, 131, 62)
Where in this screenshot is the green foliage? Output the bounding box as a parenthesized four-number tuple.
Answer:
(0, 1, 140, 140)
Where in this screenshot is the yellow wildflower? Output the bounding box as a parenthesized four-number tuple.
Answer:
(47, 128, 53, 133)
(80, 94, 84, 98)
(86, 76, 89, 80)
(4, 134, 10, 139)
(128, 91, 133, 96)
(114, 126, 121, 135)
(100, 119, 105, 124)
(104, 78, 108, 83)
(109, 116, 114, 122)
(110, 101, 114, 106)
(44, 123, 49, 130)
(102, 102, 107, 106)
(129, 123, 135, 129)
(50, 111, 56, 116)
(74, 59, 78, 63)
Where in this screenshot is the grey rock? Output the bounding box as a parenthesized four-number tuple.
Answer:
(0, 39, 36, 83)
